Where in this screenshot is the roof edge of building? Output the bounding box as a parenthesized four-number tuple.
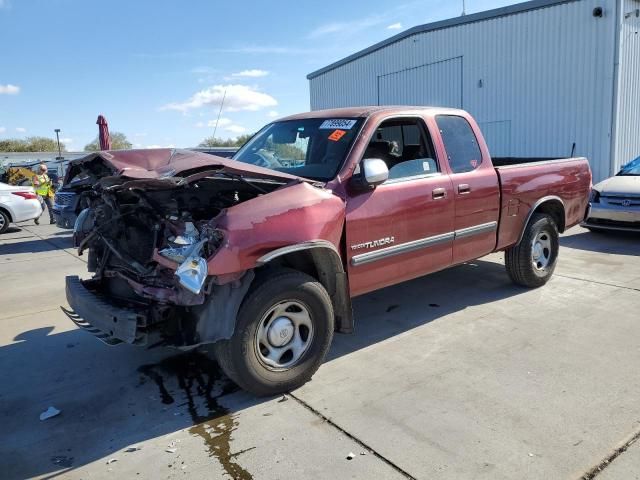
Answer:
(307, 0, 578, 80)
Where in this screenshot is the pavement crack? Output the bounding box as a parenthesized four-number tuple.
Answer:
(578, 427, 640, 479)
(288, 393, 417, 480)
(555, 273, 640, 293)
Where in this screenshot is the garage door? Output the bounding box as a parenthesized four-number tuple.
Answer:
(377, 57, 463, 108)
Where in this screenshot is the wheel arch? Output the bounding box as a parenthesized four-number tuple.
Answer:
(0, 205, 13, 222)
(516, 196, 565, 244)
(256, 241, 353, 334)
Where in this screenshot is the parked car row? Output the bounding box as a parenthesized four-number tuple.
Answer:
(0, 182, 42, 233)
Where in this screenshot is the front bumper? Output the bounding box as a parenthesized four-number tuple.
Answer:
(63, 276, 149, 346)
(582, 203, 640, 232)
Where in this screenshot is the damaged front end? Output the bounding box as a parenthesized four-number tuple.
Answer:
(64, 153, 287, 348)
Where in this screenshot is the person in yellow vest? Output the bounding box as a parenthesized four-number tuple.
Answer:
(32, 164, 55, 225)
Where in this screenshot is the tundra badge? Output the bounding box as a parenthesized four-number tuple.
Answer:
(351, 237, 395, 251)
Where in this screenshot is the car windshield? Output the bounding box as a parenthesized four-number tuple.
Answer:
(233, 118, 363, 181)
(618, 156, 640, 176)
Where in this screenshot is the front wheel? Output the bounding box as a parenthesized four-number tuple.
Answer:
(213, 269, 334, 396)
(505, 213, 559, 288)
(0, 210, 9, 234)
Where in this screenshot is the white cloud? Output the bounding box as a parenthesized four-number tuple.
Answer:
(195, 117, 246, 134)
(15, 127, 26, 133)
(231, 69, 269, 78)
(387, 22, 402, 30)
(0, 127, 6, 134)
(225, 124, 246, 134)
(0, 84, 20, 95)
(267, 110, 279, 118)
(145, 144, 175, 149)
(161, 84, 277, 113)
(59, 137, 73, 145)
(308, 14, 385, 38)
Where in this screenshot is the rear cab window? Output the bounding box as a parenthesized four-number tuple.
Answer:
(435, 115, 483, 174)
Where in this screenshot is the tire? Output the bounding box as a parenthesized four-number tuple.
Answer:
(0, 210, 10, 234)
(213, 268, 334, 396)
(505, 213, 559, 288)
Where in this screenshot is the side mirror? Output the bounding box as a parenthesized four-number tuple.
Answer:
(359, 158, 389, 188)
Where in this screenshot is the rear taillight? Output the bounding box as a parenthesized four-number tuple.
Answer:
(12, 191, 37, 200)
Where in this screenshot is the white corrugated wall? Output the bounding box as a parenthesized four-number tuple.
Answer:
(612, 0, 640, 173)
(309, 0, 620, 182)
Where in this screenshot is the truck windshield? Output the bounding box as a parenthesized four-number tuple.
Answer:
(618, 156, 640, 176)
(233, 118, 363, 181)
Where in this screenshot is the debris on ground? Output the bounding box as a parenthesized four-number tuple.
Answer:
(125, 446, 141, 453)
(346, 452, 355, 460)
(106, 458, 117, 464)
(166, 448, 177, 454)
(39, 406, 61, 421)
(360, 451, 367, 456)
(278, 395, 288, 403)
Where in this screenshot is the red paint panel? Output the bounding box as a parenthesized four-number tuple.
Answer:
(207, 182, 345, 275)
(495, 159, 592, 250)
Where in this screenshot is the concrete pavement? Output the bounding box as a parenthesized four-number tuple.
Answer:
(1, 222, 639, 479)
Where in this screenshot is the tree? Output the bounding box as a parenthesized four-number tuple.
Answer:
(198, 133, 253, 148)
(0, 136, 66, 152)
(84, 132, 132, 151)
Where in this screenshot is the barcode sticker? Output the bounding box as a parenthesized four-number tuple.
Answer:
(319, 119, 357, 130)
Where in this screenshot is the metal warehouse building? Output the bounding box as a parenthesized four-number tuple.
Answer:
(307, 0, 640, 182)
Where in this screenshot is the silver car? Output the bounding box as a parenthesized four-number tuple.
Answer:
(582, 156, 640, 232)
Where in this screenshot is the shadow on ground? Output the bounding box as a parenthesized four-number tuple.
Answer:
(1, 259, 525, 479)
(560, 229, 640, 256)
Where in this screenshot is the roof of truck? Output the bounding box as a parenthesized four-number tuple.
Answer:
(279, 106, 464, 121)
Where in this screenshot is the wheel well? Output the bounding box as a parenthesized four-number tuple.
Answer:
(258, 247, 353, 333)
(0, 206, 12, 222)
(533, 200, 565, 232)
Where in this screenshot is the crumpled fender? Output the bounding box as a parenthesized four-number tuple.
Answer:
(207, 182, 345, 275)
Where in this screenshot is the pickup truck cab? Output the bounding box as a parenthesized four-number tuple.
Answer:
(65, 106, 591, 395)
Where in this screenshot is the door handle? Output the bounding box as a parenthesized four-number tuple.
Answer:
(432, 187, 446, 199)
(458, 183, 471, 194)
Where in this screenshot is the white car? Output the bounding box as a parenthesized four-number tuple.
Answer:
(582, 156, 640, 232)
(0, 182, 43, 233)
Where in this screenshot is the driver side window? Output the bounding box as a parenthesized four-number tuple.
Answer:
(364, 118, 439, 181)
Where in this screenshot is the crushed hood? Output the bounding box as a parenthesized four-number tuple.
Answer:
(64, 148, 313, 185)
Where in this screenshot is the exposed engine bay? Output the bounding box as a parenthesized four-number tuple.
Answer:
(75, 174, 282, 305)
(68, 152, 291, 347)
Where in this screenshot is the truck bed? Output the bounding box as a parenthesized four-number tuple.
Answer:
(493, 157, 591, 250)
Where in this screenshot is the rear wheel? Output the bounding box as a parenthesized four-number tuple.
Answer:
(505, 213, 559, 288)
(0, 210, 10, 234)
(213, 268, 334, 396)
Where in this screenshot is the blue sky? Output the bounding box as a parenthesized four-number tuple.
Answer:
(0, 0, 525, 151)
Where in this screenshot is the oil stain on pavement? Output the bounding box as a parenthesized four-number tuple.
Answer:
(138, 351, 253, 480)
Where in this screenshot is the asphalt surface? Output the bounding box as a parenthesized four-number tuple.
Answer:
(1, 222, 639, 479)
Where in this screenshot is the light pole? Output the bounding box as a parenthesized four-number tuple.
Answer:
(54, 129, 62, 159)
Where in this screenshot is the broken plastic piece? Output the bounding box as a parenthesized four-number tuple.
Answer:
(346, 452, 355, 460)
(166, 448, 177, 454)
(106, 458, 118, 464)
(39, 406, 61, 421)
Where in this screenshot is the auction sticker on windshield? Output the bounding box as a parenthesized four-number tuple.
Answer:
(319, 119, 357, 130)
(328, 129, 347, 142)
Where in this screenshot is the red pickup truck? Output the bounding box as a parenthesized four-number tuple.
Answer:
(65, 106, 591, 395)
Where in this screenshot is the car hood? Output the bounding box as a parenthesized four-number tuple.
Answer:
(593, 175, 640, 196)
(64, 148, 313, 186)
